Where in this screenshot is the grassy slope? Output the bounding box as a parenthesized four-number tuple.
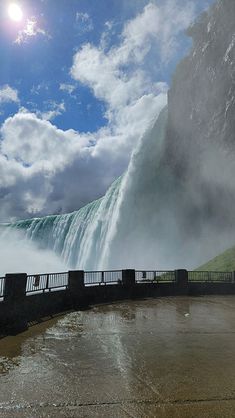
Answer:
(197, 246, 235, 271)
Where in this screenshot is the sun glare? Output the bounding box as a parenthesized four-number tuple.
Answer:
(8, 3, 23, 22)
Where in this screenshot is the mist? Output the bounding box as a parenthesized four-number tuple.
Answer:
(104, 109, 235, 271)
(103, 0, 235, 270)
(0, 229, 67, 276)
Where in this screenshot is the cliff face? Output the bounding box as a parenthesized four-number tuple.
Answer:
(166, 0, 235, 164)
(162, 0, 235, 241)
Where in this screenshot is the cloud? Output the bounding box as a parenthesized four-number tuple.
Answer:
(16, 101, 66, 122)
(121, 0, 195, 63)
(59, 83, 76, 95)
(71, 1, 195, 109)
(0, 1, 195, 221)
(30, 82, 50, 95)
(40, 101, 66, 121)
(75, 12, 94, 33)
(0, 90, 165, 220)
(0, 111, 81, 167)
(15, 18, 49, 44)
(0, 85, 19, 104)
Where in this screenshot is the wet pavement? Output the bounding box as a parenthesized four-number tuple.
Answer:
(1, 296, 235, 417)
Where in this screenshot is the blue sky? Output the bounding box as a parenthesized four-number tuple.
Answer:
(0, 0, 214, 221)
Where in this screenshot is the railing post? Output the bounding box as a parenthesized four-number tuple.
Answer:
(3, 273, 28, 334)
(68, 270, 88, 309)
(175, 270, 189, 295)
(122, 269, 136, 287)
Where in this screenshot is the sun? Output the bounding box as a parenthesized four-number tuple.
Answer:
(8, 3, 23, 22)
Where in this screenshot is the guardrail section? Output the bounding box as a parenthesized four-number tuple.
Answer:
(188, 271, 234, 283)
(26, 272, 68, 294)
(135, 270, 175, 283)
(0, 277, 5, 301)
(84, 270, 122, 285)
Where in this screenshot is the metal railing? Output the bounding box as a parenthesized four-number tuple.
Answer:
(135, 270, 176, 283)
(0, 277, 5, 300)
(26, 272, 68, 295)
(188, 271, 234, 283)
(0, 269, 234, 301)
(84, 270, 122, 286)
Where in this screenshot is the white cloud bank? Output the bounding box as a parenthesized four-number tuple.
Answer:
(0, 1, 195, 221)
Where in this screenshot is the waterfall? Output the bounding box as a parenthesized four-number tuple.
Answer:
(4, 98, 235, 271)
(6, 176, 123, 270)
(4, 107, 167, 271)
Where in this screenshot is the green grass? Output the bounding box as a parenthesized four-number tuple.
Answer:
(196, 246, 235, 272)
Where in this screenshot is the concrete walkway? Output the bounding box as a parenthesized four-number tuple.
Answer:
(1, 296, 235, 417)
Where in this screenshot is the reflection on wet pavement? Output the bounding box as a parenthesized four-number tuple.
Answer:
(1, 296, 235, 417)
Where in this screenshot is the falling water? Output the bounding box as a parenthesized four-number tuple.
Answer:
(5, 176, 123, 270)
(4, 107, 167, 271)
